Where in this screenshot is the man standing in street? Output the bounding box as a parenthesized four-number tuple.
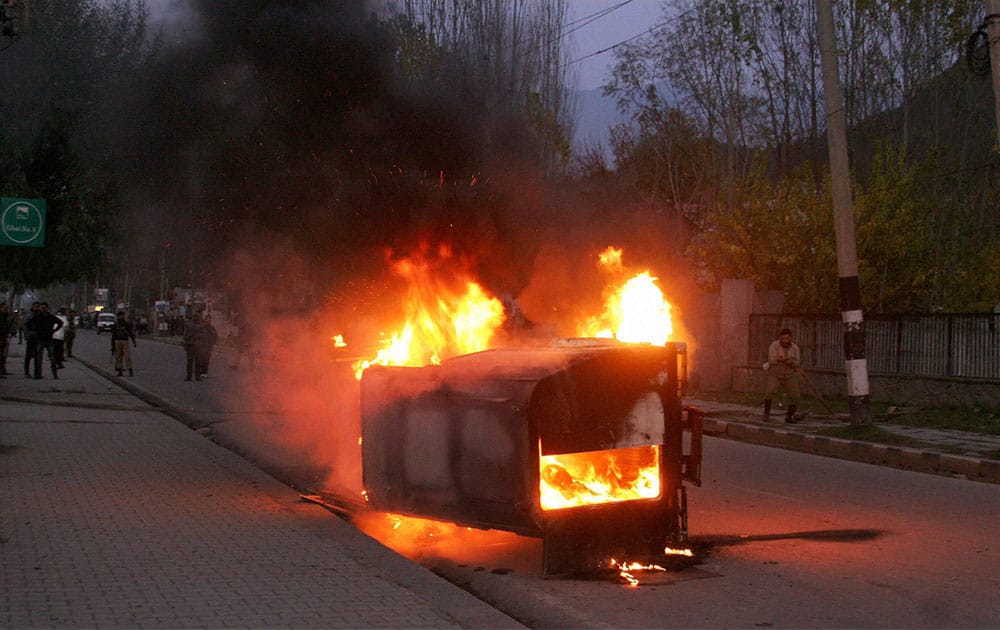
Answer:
(64, 309, 78, 358)
(763, 328, 802, 423)
(21, 302, 39, 377)
(111, 311, 137, 377)
(26, 302, 63, 379)
(51, 307, 69, 369)
(183, 310, 205, 381)
(228, 310, 256, 372)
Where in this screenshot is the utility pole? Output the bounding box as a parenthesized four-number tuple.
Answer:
(815, 0, 870, 427)
(988, 1, 1000, 139)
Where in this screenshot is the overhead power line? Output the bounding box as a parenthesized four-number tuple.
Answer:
(557, 0, 636, 42)
(564, 22, 660, 67)
(563, 6, 699, 69)
(518, 0, 637, 69)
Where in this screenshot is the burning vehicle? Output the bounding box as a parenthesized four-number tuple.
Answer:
(348, 246, 702, 575)
(360, 338, 702, 575)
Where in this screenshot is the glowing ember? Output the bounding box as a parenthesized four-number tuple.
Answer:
(353, 248, 506, 379)
(610, 558, 666, 588)
(351, 510, 535, 570)
(539, 445, 660, 510)
(578, 247, 673, 345)
(599, 246, 624, 270)
(331, 334, 347, 348)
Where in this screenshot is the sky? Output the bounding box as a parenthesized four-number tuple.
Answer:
(564, 0, 665, 90)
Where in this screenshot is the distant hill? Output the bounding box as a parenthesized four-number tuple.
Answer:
(571, 83, 676, 164)
(571, 87, 622, 160)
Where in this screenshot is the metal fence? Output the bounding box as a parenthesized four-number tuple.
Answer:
(749, 314, 1000, 380)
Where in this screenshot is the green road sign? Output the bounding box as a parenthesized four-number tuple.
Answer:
(1, 197, 46, 247)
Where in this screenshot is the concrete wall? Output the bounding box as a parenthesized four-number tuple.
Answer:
(677, 292, 722, 391)
(718, 279, 753, 390)
(682, 280, 999, 409)
(682, 280, 781, 393)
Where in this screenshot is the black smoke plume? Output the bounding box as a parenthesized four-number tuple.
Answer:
(114, 1, 498, 298)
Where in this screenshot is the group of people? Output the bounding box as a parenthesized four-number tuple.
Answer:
(182, 308, 257, 380)
(181, 308, 256, 381)
(0, 301, 78, 379)
(6, 296, 800, 422)
(107, 307, 251, 381)
(0, 300, 256, 383)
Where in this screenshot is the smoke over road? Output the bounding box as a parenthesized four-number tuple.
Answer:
(115, 1, 692, 310)
(97, 0, 703, 501)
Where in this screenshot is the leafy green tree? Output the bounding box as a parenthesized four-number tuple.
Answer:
(608, 87, 711, 212)
(958, 240, 1000, 311)
(0, 0, 153, 292)
(0, 112, 117, 290)
(686, 163, 837, 311)
(391, 0, 574, 174)
(603, 0, 996, 314)
(854, 145, 935, 311)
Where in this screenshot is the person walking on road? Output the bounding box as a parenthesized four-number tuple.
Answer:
(64, 309, 78, 358)
(762, 328, 802, 423)
(26, 302, 63, 379)
(21, 302, 39, 377)
(51, 307, 69, 369)
(13, 308, 24, 343)
(228, 310, 256, 372)
(110, 311, 137, 377)
(197, 313, 218, 379)
(0, 302, 12, 377)
(183, 311, 205, 381)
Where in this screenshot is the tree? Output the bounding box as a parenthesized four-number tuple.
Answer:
(0, 112, 108, 290)
(602, 0, 997, 314)
(685, 162, 837, 311)
(0, 0, 153, 293)
(391, 0, 574, 173)
(855, 145, 935, 312)
(609, 96, 710, 213)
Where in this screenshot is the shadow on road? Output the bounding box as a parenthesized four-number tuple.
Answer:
(692, 528, 885, 550)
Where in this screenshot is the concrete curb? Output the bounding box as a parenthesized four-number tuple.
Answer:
(703, 418, 1000, 484)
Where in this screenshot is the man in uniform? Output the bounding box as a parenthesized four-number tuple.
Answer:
(110, 311, 137, 376)
(763, 328, 802, 423)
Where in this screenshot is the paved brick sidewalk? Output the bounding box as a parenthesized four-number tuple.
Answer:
(0, 353, 522, 628)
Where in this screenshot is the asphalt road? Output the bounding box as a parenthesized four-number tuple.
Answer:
(73, 329, 1000, 628)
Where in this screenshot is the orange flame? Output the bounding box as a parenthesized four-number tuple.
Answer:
(577, 247, 672, 346)
(539, 445, 660, 511)
(352, 510, 535, 567)
(609, 547, 694, 586)
(599, 246, 624, 270)
(353, 248, 506, 379)
(610, 558, 667, 587)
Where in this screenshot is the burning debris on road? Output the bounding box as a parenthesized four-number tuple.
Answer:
(358, 339, 702, 575)
(300, 245, 703, 577)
